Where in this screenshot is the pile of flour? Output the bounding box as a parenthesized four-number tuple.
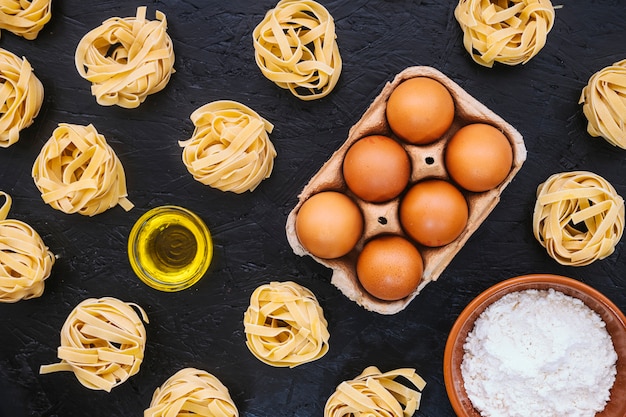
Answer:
(461, 288, 617, 417)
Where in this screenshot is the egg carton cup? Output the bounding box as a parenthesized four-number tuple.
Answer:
(286, 66, 526, 314)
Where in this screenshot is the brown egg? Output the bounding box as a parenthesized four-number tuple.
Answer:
(342, 135, 411, 203)
(295, 191, 363, 259)
(400, 179, 468, 247)
(356, 235, 423, 301)
(386, 77, 455, 145)
(445, 123, 513, 192)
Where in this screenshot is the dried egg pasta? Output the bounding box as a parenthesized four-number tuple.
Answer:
(40, 297, 148, 392)
(253, 0, 342, 100)
(0, 0, 51, 40)
(533, 171, 625, 266)
(324, 366, 426, 417)
(454, 0, 555, 67)
(32, 123, 133, 216)
(74, 6, 174, 108)
(145, 368, 238, 417)
(0, 48, 43, 148)
(243, 281, 329, 367)
(0, 191, 54, 303)
(179, 100, 276, 193)
(579, 59, 626, 149)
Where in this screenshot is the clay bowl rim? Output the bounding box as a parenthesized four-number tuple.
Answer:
(443, 273, 626, 417)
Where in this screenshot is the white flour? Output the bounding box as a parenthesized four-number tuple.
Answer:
(461, 288, 617, 417)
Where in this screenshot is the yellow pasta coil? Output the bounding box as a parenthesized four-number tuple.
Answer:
(40, 297, 148, 392)
(579, 59, 626, 149)
(32, 123, 134, 216)
(74, 6, 175, 108)
(533, 171, 625, 266)
(253, 0, 342, 100)
(454, 0, 555, 67)
(179, 100, 276, 194)
(145, 368, 239, 417)
(324, 366, 427, 417)
(0, 191, 54, 303)
(0, 48, 44, 148)
(0, 0, 51, 40)
(243, 281, 329, 367)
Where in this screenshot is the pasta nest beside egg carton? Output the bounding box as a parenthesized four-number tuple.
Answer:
(285, 66, 527, 315)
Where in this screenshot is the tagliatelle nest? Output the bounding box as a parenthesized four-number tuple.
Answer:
(454, 0, 555, 67)
(0, 191, 54, 303)
(39, 297, 149, 392)
(253, 0, 342, 100)
(579, 59, 626, 149)
(533, 171, 625, 266)
(243, 281, 329, 367)
(0, 0, 51, 40)
(0, 48, 44, 148)
(74, 6, 175, 108)
(32, 123, 133, 216)
(145, 368, 239, 417)
(324, 366, 427, 417)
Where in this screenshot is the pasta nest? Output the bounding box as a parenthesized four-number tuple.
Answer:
(579, 59, 626, 149)
(0, 0, 51, 40)
(32, 123, 134, 216)
(454, 0, 555, 67)
(243, 281, 329, 367)
(179, 100, 277, 194)
(39, 297, 149, 392)
(253, 0, 342, 100)
(0, 191, 54, 303)
(145, 368, 239, 417)
(324, 366, 427, 417)
(74, 6, 175, 109)
(0, 48, 44, 148)
(533, 171, 625, 266)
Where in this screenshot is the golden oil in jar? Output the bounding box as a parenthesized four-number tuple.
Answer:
(128, 206, 213, 291)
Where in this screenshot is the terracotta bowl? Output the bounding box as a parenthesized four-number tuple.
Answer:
(443, 274, 626, 417)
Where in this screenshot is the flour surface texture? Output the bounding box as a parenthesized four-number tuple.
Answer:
(461, 288, 617, 417)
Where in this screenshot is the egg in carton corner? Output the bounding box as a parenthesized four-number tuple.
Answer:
(286, 66, 527, 315)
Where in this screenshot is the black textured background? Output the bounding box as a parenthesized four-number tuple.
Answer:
(1, 1, 625, 416)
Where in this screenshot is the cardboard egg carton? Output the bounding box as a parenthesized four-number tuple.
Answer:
(286, 66, 526, 314)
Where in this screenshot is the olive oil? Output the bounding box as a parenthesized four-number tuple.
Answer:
(128, 206, 212, 291)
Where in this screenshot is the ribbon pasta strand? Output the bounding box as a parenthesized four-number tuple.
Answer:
(454, 0, 555, 67)
(40, 297, 148, 392)
(179, 100, 277, 194)
(145, 368, 239, 417)
(533, 171, 625, 266)
(243, 281, 329, 367)
(0, 191, 54, 303)
(253, 0, 342, 100)
(32, 123, 134, 216)
(579, 59, 626, 149)
(74, 6, 175, 108)
(324, 366, 427, 417)
(0, 0, 51, 40)
(0, 48, 44, 148)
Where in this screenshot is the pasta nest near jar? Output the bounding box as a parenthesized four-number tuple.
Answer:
(533, 171, 625, 266)
(0, 0, 51, 40)
(74, 6, 175, 109)
(454, 0, 555, 67)
(179, 100, 277, 194)
(145, 368, 239, 417)
(39, 297, 149, 392)
(0, 191, 54, 303)
(253, 0, 342, 101)
(0, 48, 44, 148)
(32, 123, 134, 216)
(243, 281, 329, 367)
(579, 59, 626, 149)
